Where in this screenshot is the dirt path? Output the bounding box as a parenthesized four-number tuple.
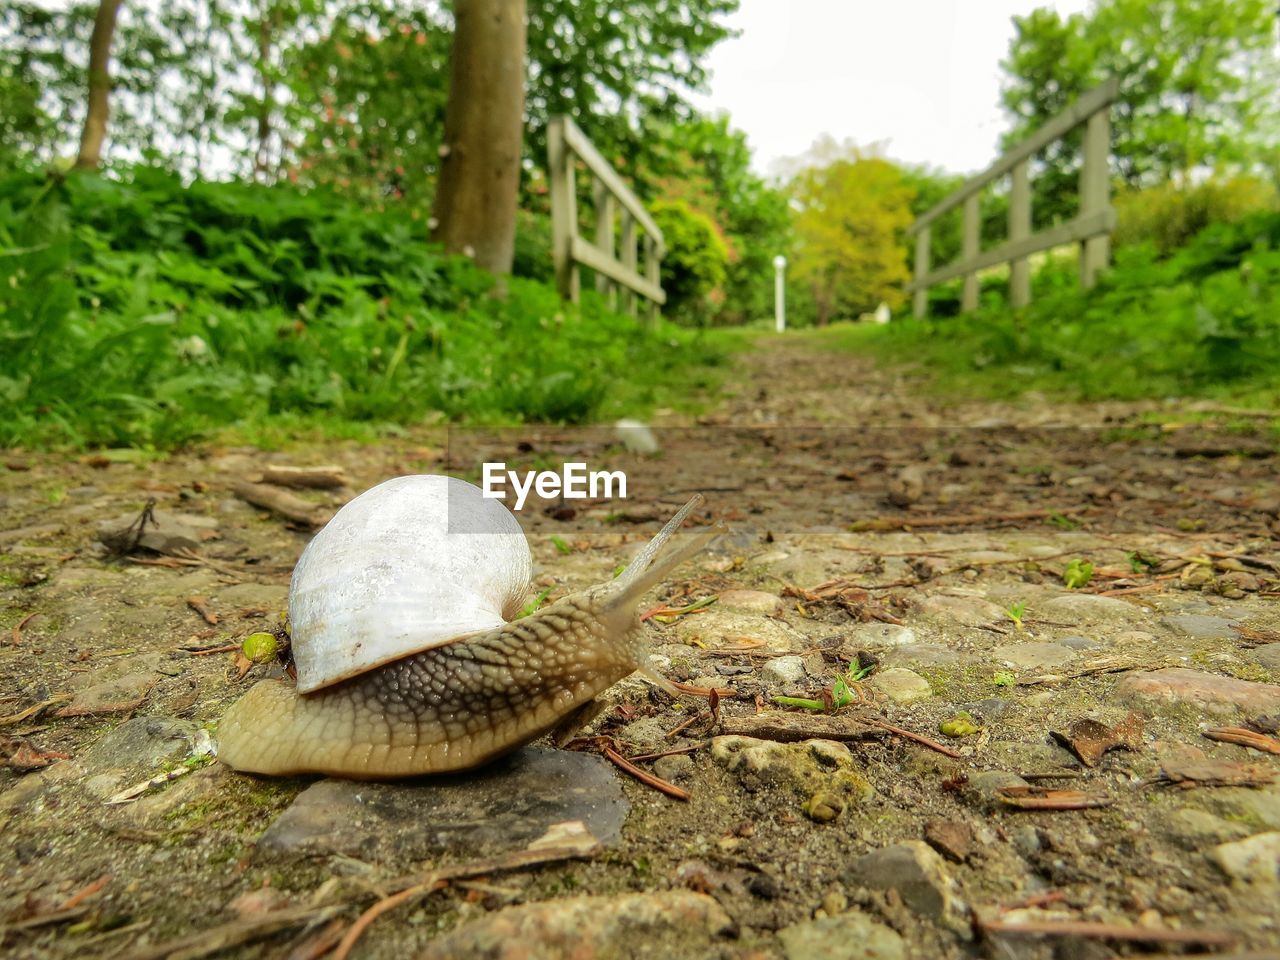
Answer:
(2, 335, 1278, 959)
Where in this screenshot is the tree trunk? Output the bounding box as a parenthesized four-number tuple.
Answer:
(430, 0, 526, 274)
(253, 5, 274, 180)
(75, 0, 125, 170)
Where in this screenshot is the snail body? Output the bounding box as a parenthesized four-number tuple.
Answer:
(216, 476, 714, 778)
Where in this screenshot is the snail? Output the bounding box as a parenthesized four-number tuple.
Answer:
(216, 475, 717, 778)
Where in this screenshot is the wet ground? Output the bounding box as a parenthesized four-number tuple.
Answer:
(2, 334, 1278, 959)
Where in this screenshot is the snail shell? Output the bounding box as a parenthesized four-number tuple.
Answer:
(216, 476, 717, 778)
(289, 475, 532, 693)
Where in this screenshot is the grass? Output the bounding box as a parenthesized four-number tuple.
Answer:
(0, 166, 744, 450)
(809, 212, 1280, 411)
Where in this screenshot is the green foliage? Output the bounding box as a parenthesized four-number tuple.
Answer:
(1114, 174, 1278, 255)
(1002, 0, 1280, 221)
(649, 198, 730, 324)
(842, 211, 1280, 404)
(0, 167, 729, 449)
(1063, 559, 1095, 589)
(789, 141, 914, 324)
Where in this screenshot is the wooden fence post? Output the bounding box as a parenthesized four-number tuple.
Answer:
(620, 212, 637, 317)
(547, 118, 579, 302)
(961, 193, 980, 313)
(1009, 160, 1031, 309)
(913, 227, 931, 319)
(644, 236, 660, 328)
(1079, 107, 1111, 289)
(593, 179, 616, 307)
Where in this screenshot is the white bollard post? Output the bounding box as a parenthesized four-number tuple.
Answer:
(773, 255, 787, 333)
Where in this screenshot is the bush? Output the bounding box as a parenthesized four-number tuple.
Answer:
(649, 197, 730, 325)
(0, 167, 728, 448)
(1114, 175, 1278, 256)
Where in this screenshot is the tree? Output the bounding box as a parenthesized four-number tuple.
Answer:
(428, 0, 525, 273)
(74, 0, 124, 168)
(788, 140, 914, 325)
(1002, 0, 1280, 220)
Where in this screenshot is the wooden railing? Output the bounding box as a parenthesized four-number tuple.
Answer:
(547, 115, 666, 324)
(907, 77, 1120, 318)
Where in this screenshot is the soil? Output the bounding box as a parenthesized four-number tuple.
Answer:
(2, 335, 1279, 959)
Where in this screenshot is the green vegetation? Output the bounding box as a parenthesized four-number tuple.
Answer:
(1063, 559, 1095, 590)
(825, 212, 1280, 406)
(0, 167, 732, 449)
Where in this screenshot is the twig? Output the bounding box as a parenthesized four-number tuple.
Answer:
(602, 745, 690, 801)
(670, 680, 736, 698)
(186, 596, 219, 626)
(627, 742, 707, 763)
(0, 695, 71, 726)
(184, 643, 241, 656)
(113, 905, 345, 960)
(850, 506, 1087, 532)
(59, 873, 111, 909)
(233, 481, 332, 528)
(996, 786, 1113, 810)
(718, 713, 884, 743)
(260, 464, 347, 489)
(863, 718, 963, 759)
(9, 612, 37, 645)
(977, 916, 1235, 947)
(1203, 726, 1280, 756)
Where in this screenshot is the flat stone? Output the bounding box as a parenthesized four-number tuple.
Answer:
(211, 582, 289, 612)
(991, 641, 1077, 671)
(1162, 614, 1237, 640)
(419, 892, 735, 960)
(845, 841, 968, 935)
(869, 668, 932, 704)
(57, 671, 158, 718)
(1060, 635, 1099, 651)
(1115, 669, 1280, 717)
(886, 643, 961, 667)
(256, 746, 628, 862)
(916, 594, 1004, 627)
(762, 655, 808, 686)
(1041, 594, 1148, 625)
(78, 717, 211, 799)
(1164, 808, 1251, 849)
(711, 736, 872, 806)
(778, 910, 906, 960)
(967, 770, 1029, 805)
(1211, 832, 1280, 885)
(848, 623, 917, 647)
(1251, 644, 1280, 672)
(716, 589, 782, 615)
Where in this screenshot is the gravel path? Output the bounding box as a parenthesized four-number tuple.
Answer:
(2, 334, 1278, 959)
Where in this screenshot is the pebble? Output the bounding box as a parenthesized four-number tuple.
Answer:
(886, 643, 961, 667)
(991, 641, 1077, 671)
(652, 754, 694, 784)
(1211, 832, 1280, 886)
(78, 716, 211, 800)
(1115, 668, 1280, 716)
(716, 589, 782, 615)
(256, 747, 628, 862)
(1164, 808, 1251, 849)
(777, 910, 906, 960)
(848, 623, 917, 647)
(916, 594, 1005, 627)
(869, 667, 932, 704)
(1060, 635, 1099, 650)
(1041, 594, 1148, 624)
(1162, 614, 1237, 640)
(762, 655, 808, 686)
(967, 770, 1029, 805)
(1250, 643, 1280, 672)
(710, 736, 872, 804)
(419, 891, 736, 960)
(845, 841, 968, 935)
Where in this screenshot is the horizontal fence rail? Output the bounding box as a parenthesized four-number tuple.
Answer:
(547, 115, 666, 323)
(907, 77, 1119, 318)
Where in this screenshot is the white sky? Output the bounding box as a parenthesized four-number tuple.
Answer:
(691, 0, 1093, 178)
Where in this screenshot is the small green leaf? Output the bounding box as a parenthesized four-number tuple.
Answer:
(1063, 558, 1094, 589)
(551, 535, 572, 555)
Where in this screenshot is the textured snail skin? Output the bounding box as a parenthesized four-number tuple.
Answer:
(216, 593, 657, 777)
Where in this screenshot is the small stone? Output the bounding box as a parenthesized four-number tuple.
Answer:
(967, 771, 1029, 805)
(991, 641, 1077, 671)
(1116, 669, 1280, 716)
(1060, 635, 1098, 651)
(762, 655, 808, 686)
(78, 716, 208, 798)
(747, 873, 781, 899)
(887, 643, 961, 667)
(711, 736, 872, 804)
(1162, 614, 1237, 639)
(618, 716, 671, 753)
(820, 891, 848, 916)
(846, 841, 968, 935)
(869, 667, 931, 704)
(849, 623, 917, 647)
(803, 791, 845, 822)
(1251, 644, 1280, 672)
(1211, 832, 1280, 885)
(1010, 825, 1042, 857)
(1164, 808, 1250, 849)
(778, 910, 906, 960)
(924, 819, 973, 862)
(1041, 594, 1148, 624)
(716, 589, 782, 615)
(652, 754, 694, 784)
(257, 747, 627, 861)
(419, 892, 735, 960)
(56, 671, 156, 718)
(917, 594, 1005, 627)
